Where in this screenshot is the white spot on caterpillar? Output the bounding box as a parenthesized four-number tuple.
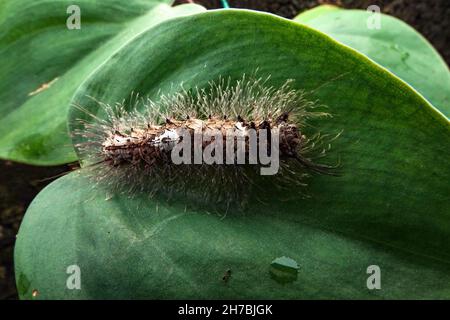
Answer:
(155, 129, 180, 151)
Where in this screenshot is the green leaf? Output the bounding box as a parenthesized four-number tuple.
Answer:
(292, 4, 339, 22)
(0, 0, 205, 165)
(15, 9, 450, 299)
(294, 5, 450, 117)
(15, 172, 450, 299)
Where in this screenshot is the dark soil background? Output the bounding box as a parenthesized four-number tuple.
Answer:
(1, 0, 448, 299)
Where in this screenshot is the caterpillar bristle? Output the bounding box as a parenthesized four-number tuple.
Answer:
(72, 75, 340, 212)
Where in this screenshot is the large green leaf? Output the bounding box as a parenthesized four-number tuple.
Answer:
(15, 9, 450, 299)
(294, 5, 450, 117)
(15, 172, 450, 299)
(0, 0, 205, 165)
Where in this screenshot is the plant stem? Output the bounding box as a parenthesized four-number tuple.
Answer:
(221, 0, 230, 9)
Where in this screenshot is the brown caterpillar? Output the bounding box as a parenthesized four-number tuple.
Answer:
(72, 76, 339, 211)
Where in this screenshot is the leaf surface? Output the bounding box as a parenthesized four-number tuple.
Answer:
(0, 0, 205, 164)
(294, 5, 450, 117)
(15, 9, 450, 299)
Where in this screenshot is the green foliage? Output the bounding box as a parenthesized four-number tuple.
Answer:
(294, 5, 450, 117)
(14, 9, 450, 299)
(0, 0, 204, 164)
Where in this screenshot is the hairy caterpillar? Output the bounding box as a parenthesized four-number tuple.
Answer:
(72, 76, 339, 211)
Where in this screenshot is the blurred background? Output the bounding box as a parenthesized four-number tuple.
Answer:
(1, 0, 448, 299)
